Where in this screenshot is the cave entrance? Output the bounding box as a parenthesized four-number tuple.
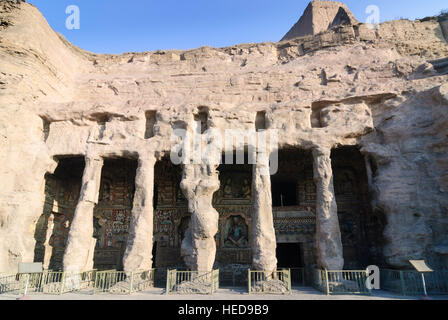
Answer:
(33, 156, 85, 271)
(276, 243, 303, 268)
(153, 156, 185, 268)
(276, 242, 305, 286)
(92, 158, 138, 271)
(271, 149, 314, 208)
(215, 159, 252, 267)
(272, 180, 297, 207)
(331, 146, 385, 269)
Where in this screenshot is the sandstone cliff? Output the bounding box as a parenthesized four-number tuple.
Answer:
(0, 1, 447, 272)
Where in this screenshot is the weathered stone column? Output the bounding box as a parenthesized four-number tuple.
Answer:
(63, 156, 103, 273)
(123, 155, 156, 272)
(42, 213, 55, 270)
(251, 152, 277, 272)
(312, 147, 344, 270)
(180, 163, 220, 271)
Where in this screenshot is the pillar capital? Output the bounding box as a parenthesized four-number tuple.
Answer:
(312, 145, 332, 158)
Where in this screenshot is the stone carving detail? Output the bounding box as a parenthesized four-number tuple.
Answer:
(214, 172, 252, 204)
(223, 215, 248, 248)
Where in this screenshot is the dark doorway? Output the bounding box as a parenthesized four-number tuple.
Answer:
(271, 180, 297, 207)
(276, 243, 302, 267)
(152, 241, 157, 268)
(277, 243, 304, 286)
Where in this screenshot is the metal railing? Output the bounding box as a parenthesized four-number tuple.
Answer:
(219, 268, 249, 287)
(313, 269, 371, 295)
(0, 270, 97, 295)
(93, 269, 155, 294)
(166, 269, 219, 294)
(248, 269, 291, 294)
(0, 274, 27, 294)
(381, 269, 448, 296)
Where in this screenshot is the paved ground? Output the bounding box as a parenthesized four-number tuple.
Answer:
(1, 286, 447, 300)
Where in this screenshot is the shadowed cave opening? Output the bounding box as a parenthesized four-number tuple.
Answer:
(331, 146, 386, 269)
(92, 158, 138, 271)
(33, 157, 140, 271)
(33, 156, 85, 270)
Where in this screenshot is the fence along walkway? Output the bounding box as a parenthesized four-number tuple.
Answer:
(0, 270, 96, 295)
(313, 269, 371, 295)
(381, 269, 448, 296)
(166, 269, 219, 294)
(93, 270, 155, 294)
(0, 269, 155, 295)
(248, 269, 291, 294)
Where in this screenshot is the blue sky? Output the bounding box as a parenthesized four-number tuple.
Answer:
(27, 0, 448, 54)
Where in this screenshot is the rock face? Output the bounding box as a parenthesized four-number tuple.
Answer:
(0, 1, 448, 273)
(281, 0, 359, 41)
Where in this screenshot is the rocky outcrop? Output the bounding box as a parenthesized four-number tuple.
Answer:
(281, 0, 359, 41)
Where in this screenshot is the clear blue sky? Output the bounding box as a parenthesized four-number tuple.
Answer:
(27, 0, 447, 54)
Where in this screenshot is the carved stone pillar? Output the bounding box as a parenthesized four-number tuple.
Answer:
(180, 163, 220, 271)
(312, 147, 344, 270)
(251, 152, 277, 272)
(42, 213, 55, 270)
(63, 156, 103, 273)
(123, 155, 156, 272)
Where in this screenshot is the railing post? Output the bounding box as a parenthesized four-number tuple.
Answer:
(165, 270, 170, 294)
(248, 270, 251, 294)
(60, 272, 66, 295)
(399, 271, 406, 296)
(93, 272, 98, 295)
(324, 269, 330, 295)
(129, 272, 134, 295)
(287, 269, 291, 294)
(210, 271, 213, 295)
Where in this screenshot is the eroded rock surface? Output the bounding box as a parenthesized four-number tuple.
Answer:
(0, 1, 448, 273)
(180, 164, 220, 271)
